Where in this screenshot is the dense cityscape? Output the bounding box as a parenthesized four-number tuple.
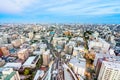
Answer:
(0, 24, 120, 80)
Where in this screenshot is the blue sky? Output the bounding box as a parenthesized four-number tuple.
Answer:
(0, 0, 120, 24)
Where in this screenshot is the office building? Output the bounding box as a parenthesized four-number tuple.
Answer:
(0, 68, 20, 80)
(98, 61, 120, 80)
(42, 50, 50, 66)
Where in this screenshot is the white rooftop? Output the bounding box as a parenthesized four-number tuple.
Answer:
(31, 43, 37, 46)
(0, 68, 13, 75)
(4, 63, 22, 69)
(74, 46, 84, 50)
(102, 61, 120, 69)
(23, 56, 36, 66)
(43, 50, 50, 55)
(67, 41, 76, 46)
(33, 51, 42, 55)
(69, 58, 86, 68)
(39, 44, 47, 49)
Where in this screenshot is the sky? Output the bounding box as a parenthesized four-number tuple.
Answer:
(0, 0, 120, 24)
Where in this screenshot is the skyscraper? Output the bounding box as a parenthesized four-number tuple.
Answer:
(42, 50, 50, 66)
(98, 61, 120, 80)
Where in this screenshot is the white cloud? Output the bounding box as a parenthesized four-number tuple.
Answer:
(39, 0, 73, 7)
(0, 0, 34, 13)
(46, 0, 120, 15)
(0, 0, 120, 15)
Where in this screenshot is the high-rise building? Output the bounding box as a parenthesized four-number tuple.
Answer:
(96, 55, 120, 78)
(0, 68, 20, 80)
(42, 50, 50, 66)
(98, 61, 120, 80)
(95, 58, 106, 78)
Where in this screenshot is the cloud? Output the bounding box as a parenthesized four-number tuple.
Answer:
(0, 0, 120, 16)
(46, 0, 120, 15)
(0, 0, 34, 14)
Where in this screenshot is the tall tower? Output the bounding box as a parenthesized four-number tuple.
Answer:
(42, 50, 50, 66)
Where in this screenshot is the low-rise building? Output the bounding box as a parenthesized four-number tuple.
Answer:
(22, 55, 40, 68)
(28, 32, 34, 39)
(69, 57, 86, 77)
(4, 44, 13, 50)
(88, 38, 110, 53)
(0, 49, 3, 57)
(17, 49, 29, 61)
(73, 46, 84, 56)
(33, 51, 42, 55)
(31, 43, 38, 51)
(0, 47, 10, 56)
(0, 58, 5, 67)
(11, 39, 21, 48)
(33, 70, 44, 80)
(4, 63, 22, 70)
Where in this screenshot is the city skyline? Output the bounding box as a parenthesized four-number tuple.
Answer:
(0, 0, 120, 23)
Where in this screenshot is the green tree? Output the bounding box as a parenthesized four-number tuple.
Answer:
(68, 36, 72, 40)
(24, 68, 30, 75)
(83, 30, 93, 53)
(36, 55, 43, 69)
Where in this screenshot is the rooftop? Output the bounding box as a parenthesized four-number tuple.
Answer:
(23, 56, 39, 67)
(102, 61, 120, 69)
(4, 63, 21, 70)
(43, 50, 50, 55)
(33, 70, 44, 80)
(4, 71, 16, 80)
(69, 57, 86, 68)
